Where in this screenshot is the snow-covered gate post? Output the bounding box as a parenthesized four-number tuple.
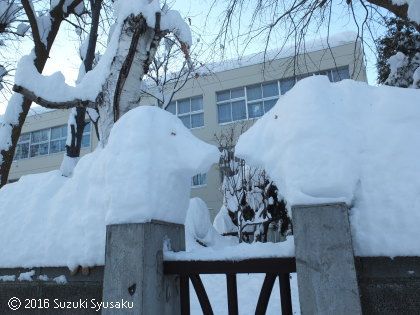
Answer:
(102, 221, 185, 315)
(98, 106, 218, 315)
(292, 202, 362, 314)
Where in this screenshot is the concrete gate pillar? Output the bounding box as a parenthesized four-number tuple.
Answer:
(292, 203, 362, 315)
(102, 221, 185, 315)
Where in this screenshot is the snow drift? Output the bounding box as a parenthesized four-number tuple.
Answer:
(236, 76, 420, 256)
(0, 106, 219, 269)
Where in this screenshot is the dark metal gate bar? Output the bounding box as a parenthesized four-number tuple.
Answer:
(163, 257, 296, 315)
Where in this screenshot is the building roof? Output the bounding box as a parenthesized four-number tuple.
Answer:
(200, 31, 358, 74)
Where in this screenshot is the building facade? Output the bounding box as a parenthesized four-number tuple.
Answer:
(9, 40, 367, 219)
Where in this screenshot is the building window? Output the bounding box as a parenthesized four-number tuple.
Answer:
(216, 82, 279, 123)
(280, 66, 350, 94)
(216, 65, 350, 124)
(191, 173, 207, 187)
(216, 87, 246, 123)
(166, 96, 204, 129)
(13, 122, 91, 161)
(50, 125, 67, 154)
(331, 66, 350, 81)
(81, 121, 91, 148)
(30, 129, 49, 157)
(14, 134, 30, 160)
(246, 81, 279, 118)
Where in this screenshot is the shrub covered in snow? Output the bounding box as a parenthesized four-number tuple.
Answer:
(236, 76, 420, 257)
(215, 125, 291, 243)
(377, 17, 420, 89)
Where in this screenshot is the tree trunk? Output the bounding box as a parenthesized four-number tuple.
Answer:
(0, 40, 55, 186)
(97, 14, 163, 145)
(61, 0, 102, 177)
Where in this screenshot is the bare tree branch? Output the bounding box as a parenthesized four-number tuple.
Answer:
(21, 0, 44, 54)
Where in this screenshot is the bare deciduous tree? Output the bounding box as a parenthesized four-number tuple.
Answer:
(138, 34, 196, 110)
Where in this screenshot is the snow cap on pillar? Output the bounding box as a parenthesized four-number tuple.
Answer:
(104, 106, 219, 225)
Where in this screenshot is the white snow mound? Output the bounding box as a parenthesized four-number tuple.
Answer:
(236, 76, 420, 256)
(184, 198, 236, 249)
(0, 106, 219, 269)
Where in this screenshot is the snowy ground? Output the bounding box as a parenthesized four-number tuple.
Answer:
(190, 273, 300, 315)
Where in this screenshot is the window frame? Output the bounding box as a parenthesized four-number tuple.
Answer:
(167, 95, 205, 130)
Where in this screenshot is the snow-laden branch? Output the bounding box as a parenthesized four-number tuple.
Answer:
(12, 52, 100, 108)
(13, 84, 96, 109)
(12, 1, 192, 113)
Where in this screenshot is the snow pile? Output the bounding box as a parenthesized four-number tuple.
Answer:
(0, 275, 15, 282)
(184, 198, 237, 249)
(14, 0, 191, 104)
(18, 270, 35, 282)
(213, 205, 237, 234)
(0, 106, 218, 268)
(53, 275, 67, 285)
(165, 238, 295, 261)
(104, 107, 218, 224)
(236, 76, 420, 256)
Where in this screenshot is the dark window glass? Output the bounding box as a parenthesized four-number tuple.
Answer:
(262, 82, 279, 98)
(178, 99, 190, 114)
(191, 97, 203, 111)
(216, 90, 230, 102)
(218, 103, 231, 123)
(191, 113, 204, 128)
(232, 100, 246, 121)
(280, 78, 295, 95)
(231, 87, 244, 99)
(247, 84, 262, 101)
(248, 102, 264, 118)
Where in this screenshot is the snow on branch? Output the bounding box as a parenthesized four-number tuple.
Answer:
(12, 85, 95, 109)
(13, 1, 192, 113)
(12, 53, 99, 109)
